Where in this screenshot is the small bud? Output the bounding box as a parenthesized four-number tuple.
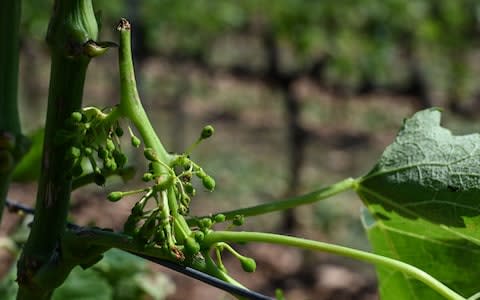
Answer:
(202, 175, 215, 191)
(83, 40, 117, 58)
(131, 136, 141, 148)
(105, 158, 117, 171)
(70, 111, 83, 123)
(214, 214, 226, 223)
(144, 148, 159, 162)
(232, 215, 245, 226)
(106, 139, 115, 152)
(200, 125, 214, 139)
(239, 256, 256, 273)
(199, 218, 212, 229)
(194, 231, 205, 242)
(142, 172, 153, 182)
(107, 191, 124, 202)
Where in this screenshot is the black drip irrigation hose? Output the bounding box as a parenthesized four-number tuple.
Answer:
(4, 199, 275, 300)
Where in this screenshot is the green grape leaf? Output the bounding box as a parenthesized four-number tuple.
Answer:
(356, 108, 480, 298)
(361, 208, 480, 299)
(52, 267, 112, 300)
(357, 108, 480, 244)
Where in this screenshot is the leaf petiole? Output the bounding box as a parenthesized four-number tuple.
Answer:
(188, 177, 357, 225)
(202, 231, 466, 300)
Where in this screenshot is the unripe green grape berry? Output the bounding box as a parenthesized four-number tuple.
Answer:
(202, 175, 215, 191)
(232, 215, 245, 226)
(200, 125, 214, 139)
(131, 136, 141, 148)
(115, 127, 124, 137)
(200, 218, 212, 229)
(70, 111, 83, 123)
(194, 231, 204, 242)
(239, 256, 256, 273)
(106, 139, 115, 152)
(143, 148, 158, 162)
(214, 214, 226, 223)
(105, 158, 117, 171)
(142, 172, 153, 182)
(107, 191, 124, 202)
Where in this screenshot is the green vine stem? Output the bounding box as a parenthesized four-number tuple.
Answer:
(117, 18, 192, 240)
(189, 177, 357, 225)
(117, 18, 169, 163)
(64, 226, 246, 291)
(17, 1, 98, 299)
(0, 0, 22, 224)
(202, 231, 466, 300)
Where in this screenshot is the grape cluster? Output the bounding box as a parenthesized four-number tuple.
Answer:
(107, 125, 218, 258)
(59, 107, 128, 184)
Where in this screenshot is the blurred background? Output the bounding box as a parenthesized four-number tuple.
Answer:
(3, 0, 480, 299)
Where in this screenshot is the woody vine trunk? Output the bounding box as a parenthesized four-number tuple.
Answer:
(0, 0, 22, 224)
(16, 1, 98, 299)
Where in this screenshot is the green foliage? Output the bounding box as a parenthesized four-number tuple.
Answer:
(357, 108, 480, 298)
(358, 108, 480, 242)
(362, 208, 480, 299)
(10, 1, 480, 298)
(0, 249, 174, 300)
